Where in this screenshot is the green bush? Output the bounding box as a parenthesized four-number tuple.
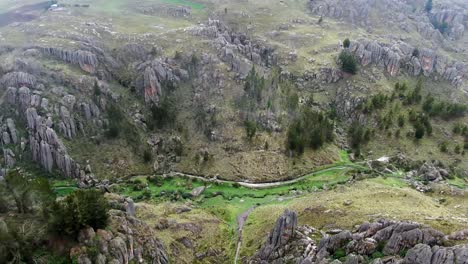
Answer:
(333, 248, 346, 259)
(143, 149, 153, 163)
(398, 114, 406, 127)
(454, 145, 462, 154)
(372, 251, 385, 259)
(339, 50, 358, 74)
(343, 38, 351, 48)
(49, 189, 109, 238)
(244, 120, 257, 140)
(439, 142, 448, 153)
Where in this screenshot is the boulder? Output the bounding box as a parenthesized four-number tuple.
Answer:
(191, 186, 206, 197)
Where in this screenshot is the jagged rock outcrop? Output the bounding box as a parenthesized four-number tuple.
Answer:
(0, 118, 18, 145)
(318, 67, 343, 83)
(136, 4, 191, 18)
(250, 209, 298, 263)
(2, 148, 15, 168)
(39, 47, 99, 73)
(307, 0, 374, 26)
(72, 196, 168, 264)
(58, 106, 77, 139)
(0, 71, 36, 88)
(248, 216, 465, 264)
(190, 19, 276, 77)
(25, 107, 85, 178)
(430, 8, 465, 40)
(350, 39, 466, 87)
(135, 59, 181, 105)
(416, 161, 450, 182)
(402, 244, 468, 264)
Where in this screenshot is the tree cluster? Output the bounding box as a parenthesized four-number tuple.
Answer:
(423, 95, 467, 119)
(287, 108, 334, 155)
(49, 189, 109, 238)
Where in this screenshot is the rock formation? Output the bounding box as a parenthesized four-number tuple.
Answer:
(39, 47, 99, 73)
(190, 19, 276, 77)
(135, 59, 182, 105)
(350, 39, 466, 87)
(72, 195, 168, 264)
(0, 71, 36, 88)
(250, 209, 298, 263)
(249, 213, 467, 264)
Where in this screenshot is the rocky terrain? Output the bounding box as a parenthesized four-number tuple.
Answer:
(249, 210, 468, 264)
(0, 0, 467, 263)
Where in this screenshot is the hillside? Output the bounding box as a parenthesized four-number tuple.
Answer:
(0, 0, 467, 263)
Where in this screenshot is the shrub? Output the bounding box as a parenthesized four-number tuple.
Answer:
(439, 142, 448, 153)
(143, 149, 152, 163)
(398, 114, 406, 127)
(244, 119, 257, 140)
(339, 50, 358, 74)
(93, 81, 101, 96)
(49, 189, 109, 238)
(333, 248, 346, 259)
(454, 145, 462, 154)
(372, 251, 385, 259)
(414, 122, 425, 139)
(343, 38, 351, 48)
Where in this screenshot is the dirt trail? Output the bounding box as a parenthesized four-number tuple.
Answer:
(234, 206, 256, 264)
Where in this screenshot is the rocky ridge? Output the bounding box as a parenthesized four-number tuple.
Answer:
(249, 210, 468, 264)
(349, 39, 466, 88)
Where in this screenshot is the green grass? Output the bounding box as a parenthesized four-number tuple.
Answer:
(113, 160, 359, 230)
(51, 179, 78, 197)
(161, 0, 205, 9)
(447, 177, 468, 189)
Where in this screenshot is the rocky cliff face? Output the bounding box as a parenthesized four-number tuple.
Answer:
(135, 59, 183, 105)
(40, 47, 99, 73)
(308, 0, 374, 26)
(249, 212, 468, 264)
(350, 39, 466, 88)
